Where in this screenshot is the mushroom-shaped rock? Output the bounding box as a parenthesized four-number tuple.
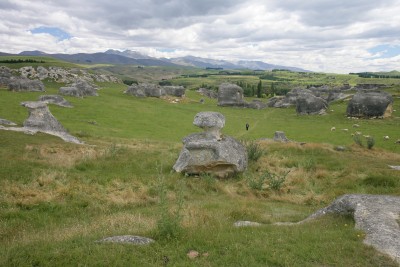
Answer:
(173, 112, 247, 178)
(347, 90, 393, 118)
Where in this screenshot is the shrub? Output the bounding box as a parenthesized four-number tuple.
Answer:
(247, 173, 267, 190)
(265, 170, 290, 191)
(245, 141, 265, 162)
(366, 136, 375, 149)
(353, 134, 363, 147)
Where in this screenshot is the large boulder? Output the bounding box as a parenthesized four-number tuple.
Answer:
(7, 77, 45, 92)
(0, 66, 12, 87)
(347, 90, 393, 118)
(59, 80, 98, 97)
(217, 83, 246, 107)
(124, 83, 185, 98)
(296, 92, 328, 115)
(173, 112, 247, 178)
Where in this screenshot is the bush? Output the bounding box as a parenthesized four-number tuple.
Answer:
(265, 170, 289, 191)
(366, 136, 375, 149)
(245, 141, 265, 162)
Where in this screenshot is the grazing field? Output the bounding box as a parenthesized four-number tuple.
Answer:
(1, 64, 400, 266)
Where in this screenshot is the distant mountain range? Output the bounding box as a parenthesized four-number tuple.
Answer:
(3, 49, 308, 72)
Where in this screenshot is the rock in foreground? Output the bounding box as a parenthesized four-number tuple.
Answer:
(173, 111, 247, 178)
(347, 90, 393, 118)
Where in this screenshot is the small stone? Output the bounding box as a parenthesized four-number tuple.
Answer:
(96, 235, 154, 245)
(187, 250, 199, 259)
(233, 221, 262, 227)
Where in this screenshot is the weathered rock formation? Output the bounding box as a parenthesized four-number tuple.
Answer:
(173, 111, 247, 178)
(217, 83, 247, 107)
(124, 83, 185, 98)
(347, 90, 393, 118)
(7, 77, 45, 92)
(0, 66, 12, 87)
(353, 84, 388, 90)
(18, 66, 120, 83)
(197, 88, 218, 99)
(273, 131, 290, 142)
(296, 91, 328, 115)
(0, 101, 82, 144)
(59, 80, 98, 97)
(217, 83, 267, 109)
(38, 95, 73, 108)
(277, 194, 400, 264)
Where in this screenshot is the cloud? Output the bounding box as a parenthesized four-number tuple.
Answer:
(0, 0, 400, 73)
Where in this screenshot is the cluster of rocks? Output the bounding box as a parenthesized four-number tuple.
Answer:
(59, 80, 98, 98)
(217, 83, 267, 109)
(125, 83, 185, 98)
(1, 66, 45, 92)
(266, 88, 328, 115)
(18, 66, 120, 83)
(173, 111, 247, 178)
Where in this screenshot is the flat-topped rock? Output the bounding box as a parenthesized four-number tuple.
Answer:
(38, 95, 73, 108)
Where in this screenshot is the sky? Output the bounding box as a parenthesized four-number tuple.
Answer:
(0, 0, 400, 73)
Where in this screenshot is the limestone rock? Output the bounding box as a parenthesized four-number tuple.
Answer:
(278, 194, 400, 264)
(296, 92, 328, 115)
(96, 235, 154, 245)
(173, 112, 247, 178)
(347, 90, 393, 118)
(273, 131, 290, 142)
(124, 83, 185, 98)
(0, 66, 12, 87)
(8, 77, 45, 92)
(59, 80, 98, 97)
(38, 95, 73, 108)
(233, 221, 262, 227)
(197, 87, 218, 99)
(217, 83, 246, 107)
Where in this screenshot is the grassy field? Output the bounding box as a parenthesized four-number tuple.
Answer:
(1, 63, 400, 266)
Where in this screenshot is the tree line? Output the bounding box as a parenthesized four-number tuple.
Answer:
(0, 59, 46, 63)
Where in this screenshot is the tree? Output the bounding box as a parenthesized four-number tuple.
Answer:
(257, 80, 262, 98)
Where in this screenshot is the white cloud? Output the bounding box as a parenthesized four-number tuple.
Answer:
(0, 0, 399, 73)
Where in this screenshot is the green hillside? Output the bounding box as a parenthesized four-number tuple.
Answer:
(0, 64, 399, 266)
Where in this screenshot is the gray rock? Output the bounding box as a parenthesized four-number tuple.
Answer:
(197, 87, 218, 99)
(124, 83, 185, 98)
(173, 112, 247, 178)
(8, 77, 45, 92)
(217, 83, 247, 107)
(0, 66, 12, 87)
(278, 194, 400, 264)
(247, 99, 268, 110)
(38, 95, 73, 108)
(59, 80, 98, 97)
(273, 131, 290, 142)
(233, 221, 262, 227)
(347, 90, 393, 118)
(0, 118, 17, 126)
(96, 235, 154, 245)
(296, 92, 328, 115)
(16, 101, 82, 144)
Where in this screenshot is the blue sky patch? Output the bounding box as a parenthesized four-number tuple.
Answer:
(157, 48, 176, 53)
(30, 26, 72, 41)
(368, 44, 400, 59)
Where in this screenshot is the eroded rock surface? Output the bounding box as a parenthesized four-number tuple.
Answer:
(278, 194, 400, 263)
(59, 80, 98, 98)
(0, 101, 82, 144)
(173, 111, 247, 178)
(296, 91, 328, 115)
(38, 95, 73, 108)
(124, 83, 185, 98)
(217, 83, 267, 109)
(347, 90, 393, 118)
(8, 77, 45, 92)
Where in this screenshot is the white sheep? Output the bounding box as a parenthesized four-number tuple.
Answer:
(352, 124, 360, 128)
(330, 127, 336, 131)
(383, 136, 390, 140)
(395, 139, 400, 144)
(342, 128, 349, 132)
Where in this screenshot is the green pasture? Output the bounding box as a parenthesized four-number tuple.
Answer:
(0, 66, 400, 266)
